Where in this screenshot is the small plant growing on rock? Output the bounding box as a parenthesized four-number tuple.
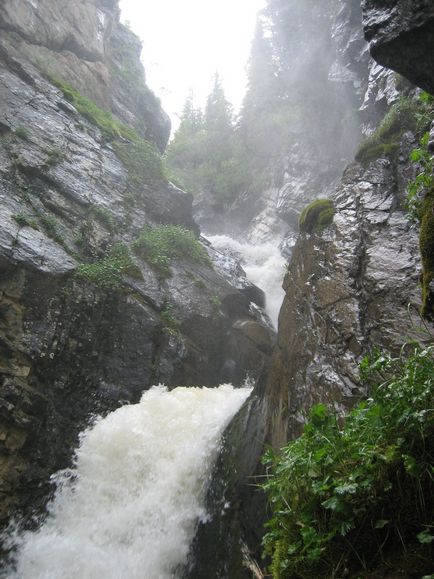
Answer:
(299, 198, 335, 234)
(90, 205, 117, 234)
(160, 304, 181, 335)
(14, 126, 29, 140)
(262, 345, 434, 578)
(75, 242, 142, 289)
(12, 213, 39, 230)
(133, 225, 212, 277)
(44, 146, 65, 166)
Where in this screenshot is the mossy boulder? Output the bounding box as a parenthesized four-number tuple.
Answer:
(419, 187, 434, 319)
(299, 198, 335, 234)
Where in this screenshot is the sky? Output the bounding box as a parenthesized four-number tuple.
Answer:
(119, 0, 266, 130)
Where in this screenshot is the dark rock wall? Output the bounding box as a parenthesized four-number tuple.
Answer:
(362, 0, 434, 95)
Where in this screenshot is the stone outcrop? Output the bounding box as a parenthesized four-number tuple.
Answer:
(266, 148, 428, 446)
(362, 0, 434, 95)
(0, 0, 274, 530)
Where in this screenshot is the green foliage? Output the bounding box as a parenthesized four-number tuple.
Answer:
(89, 205, 117, 233)
(406, 132, 434, 222)
(112, 138, 165, 186)
(355, 97, 425, 165)
(160, 304, 181, 335)
(133, 225, 211, 277)
(299, 199, 335, 234)
(420, 187, 434, 319)
(262, 346, 434, 578)
(48, 76, 135, 141)
(47, 75, 165, 185)
(12, 213, 39, 229)
(39, 214, 64, 244)
(75, 242, 141, 289)
(166, 79, 248, 204)
(44, 146, 65, 166)
(14, 126, 29, 140)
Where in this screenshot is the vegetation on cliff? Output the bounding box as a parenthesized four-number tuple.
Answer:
(355, 95, 432, 165)
(133, 225, 211, 277)
(262, 346, 434, 578)
(298, 199, 335, 234)
(48, 75, 166, 182)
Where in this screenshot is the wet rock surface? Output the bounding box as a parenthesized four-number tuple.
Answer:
(266, 143, 428, 448)
(362, 0, 434, 95)
(0, 0, 273, 531)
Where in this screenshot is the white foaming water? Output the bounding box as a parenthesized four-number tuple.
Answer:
(4, 384, 251, 579)
(207, 234, 285, 327)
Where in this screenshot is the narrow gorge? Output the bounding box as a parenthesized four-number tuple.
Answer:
(0, 0, 433, 578)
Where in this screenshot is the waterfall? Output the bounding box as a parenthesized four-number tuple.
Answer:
(207, 234, 285, 327)
(2, 384, 251, 579)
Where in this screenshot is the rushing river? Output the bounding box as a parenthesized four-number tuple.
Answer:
(206, 234, 285, 328)
(2, 385, 251, 579)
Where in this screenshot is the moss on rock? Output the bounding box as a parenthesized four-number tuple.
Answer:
(299, 198, 335, 234)
(419, 187, 434, 319)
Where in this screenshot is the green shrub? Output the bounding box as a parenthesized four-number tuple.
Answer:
(299, 199, 335, 234)
(262, 346, 434, 578)
(355, 96, 431, 165)
(406, 131, 434, 222)
(12, 213, 39, 229)
(14, 126, 29, 140)
(160, 304, 181, 335)
(75, 242, 141, 289)
(39, 214, 64, 244)
(45, 146, 65, 166)
(133, 225, 211, 277)
(112, 139, 165, 186)
(90, 205, 117, 233)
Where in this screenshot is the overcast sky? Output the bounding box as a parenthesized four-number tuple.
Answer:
(119, 0, 266, 129)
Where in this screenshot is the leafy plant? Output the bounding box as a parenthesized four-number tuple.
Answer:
(75, 242, 142, 289)
(44, 146, 65, 166)
(90, 205, 117, 233)
(39, 214, 64, 244)
(133, 225, 212, 277)
(355, 96, 431, 166)
(112, 138, 165, 187)
(12, 213, 39, 229)
(299, 199, 335, 234)
(406, 132, 434, 222)
(160, 304, 181, 335)
(14, 126, 29, 139)
(262, 346, 434, 578)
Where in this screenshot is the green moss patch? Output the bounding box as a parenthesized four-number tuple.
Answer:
(299, 198, 335, 234)
(355, 97, 430, 166)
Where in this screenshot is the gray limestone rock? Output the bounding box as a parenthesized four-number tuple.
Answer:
(362, 0, 434, 94)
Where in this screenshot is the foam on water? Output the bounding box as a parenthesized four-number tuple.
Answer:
(207, 234, 285, 327)
(3, 384, 251, 579)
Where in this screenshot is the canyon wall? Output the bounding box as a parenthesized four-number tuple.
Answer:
(0, 0, 273, 529)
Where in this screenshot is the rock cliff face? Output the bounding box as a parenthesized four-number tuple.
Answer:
(362, 0, 434, 95)
(265, 0, 432, 447)
(0, 0, 274, 529)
